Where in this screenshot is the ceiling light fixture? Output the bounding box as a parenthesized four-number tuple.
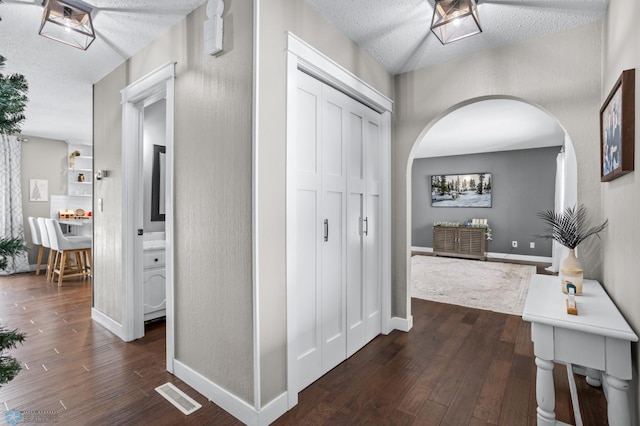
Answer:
(431, 0, 482, 45)
(39, 0, 95, 50)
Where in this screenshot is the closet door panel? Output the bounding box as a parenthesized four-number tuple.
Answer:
(348, 110, 364, 179)
(364, 193, 382, 341)
(323, 97, 345, 179)
(294, 71, 324, 391)
(321, 190, 345, 373)
(293, 69, 385, 390)
(320, 85, 348, 374)
(295, 189, 322, 390)
(362, 111, 383, 342)
(346, 192, 364, 329)
(346, 104, 368, 356)
(296, 78, 320, 175)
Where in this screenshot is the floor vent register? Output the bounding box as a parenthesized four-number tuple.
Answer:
(155, 382, 202, 415)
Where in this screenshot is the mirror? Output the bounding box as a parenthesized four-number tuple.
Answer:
(151, 144, 166, 221)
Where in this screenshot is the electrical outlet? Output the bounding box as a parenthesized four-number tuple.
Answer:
(512, 241, 518, 248)
(530, 242, 535, 249)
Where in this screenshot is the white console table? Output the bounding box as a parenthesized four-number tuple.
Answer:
(523, 274, 638, 426)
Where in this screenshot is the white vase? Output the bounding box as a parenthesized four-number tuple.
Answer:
(560, 248, 583, 295)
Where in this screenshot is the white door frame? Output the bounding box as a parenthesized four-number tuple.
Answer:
(284, 32, 393, 409)
(121, 62, 176, 372)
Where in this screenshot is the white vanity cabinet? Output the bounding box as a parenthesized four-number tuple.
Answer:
(143, 243, 166, 321)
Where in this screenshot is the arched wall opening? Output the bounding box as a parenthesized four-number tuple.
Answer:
(404, 95, 578, 318)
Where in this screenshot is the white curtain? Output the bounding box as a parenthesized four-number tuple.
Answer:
(0, 134, 30, 275)
(547, 148, 569, 273)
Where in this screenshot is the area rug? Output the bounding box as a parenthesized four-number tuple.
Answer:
(411, 255, 535, 316)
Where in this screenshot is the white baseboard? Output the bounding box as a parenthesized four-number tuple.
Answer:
(411, 247, 551, 263)
(390, 316, 413, 332)
(411, 246, 433, 253)
(174, 360, 288, 425)
(174, 360, 257, 424)
(487, 252, 552, 263)
(258, 391, 289, 425)
(91, 308, 125, 340)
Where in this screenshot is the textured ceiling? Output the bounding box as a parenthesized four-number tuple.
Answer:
(303, 0, 604, 158)
(0, 0, 207, 143)
(304, 0, 608, 75)
(1, 0, 607, 144)
(414, 99, 565, 159)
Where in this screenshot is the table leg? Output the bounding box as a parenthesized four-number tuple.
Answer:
(585, 367, 602, 387)
(535, 357, 556, 426)
(606, 374, 631, 426)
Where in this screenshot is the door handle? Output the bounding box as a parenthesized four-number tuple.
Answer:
(324, 219, 329, 242)
(363, 217, 369, 236)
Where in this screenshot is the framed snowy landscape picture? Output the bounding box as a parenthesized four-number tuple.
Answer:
(430, 173, 492, 208)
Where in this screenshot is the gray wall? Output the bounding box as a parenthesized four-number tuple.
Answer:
(93, 0, 254, 404)
(394, 21, 602, 320)
(602, 0, 640, 420)
(93, 62, 126, 323)
(20, 136, 68, 266)
(412, 147, 560, 256)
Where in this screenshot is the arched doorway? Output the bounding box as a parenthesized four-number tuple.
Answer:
(405, 96, 578, 317)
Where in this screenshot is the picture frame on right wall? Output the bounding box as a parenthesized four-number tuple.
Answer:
(600, 68, 635, 182)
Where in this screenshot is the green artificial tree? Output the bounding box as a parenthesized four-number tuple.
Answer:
(0, 237, 28, 271)
(0, 54, 29, 135)
(0, 238, 28, 386)
(0, 326, 26, 386)
(0, 53, 29, 386)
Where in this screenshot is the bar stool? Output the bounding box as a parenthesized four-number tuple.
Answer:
(27, 217, 44, 276)
(36, 217, 56, 281)
(44, 219, 92, 287)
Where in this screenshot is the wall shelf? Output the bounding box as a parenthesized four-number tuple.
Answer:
(68, 144, 93, 197)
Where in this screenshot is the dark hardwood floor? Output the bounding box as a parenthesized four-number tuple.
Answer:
(0, 273, 241, 425)
(1, 269, 607, 425)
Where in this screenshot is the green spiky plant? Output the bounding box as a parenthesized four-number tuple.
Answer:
(537, 204, 608, 249)
(0, 54, 29, 386)
(0, 237, 28, 271)
(0, 54, 29, 135)
(0, 238, 28, 386)
(0, 326, 26, 386)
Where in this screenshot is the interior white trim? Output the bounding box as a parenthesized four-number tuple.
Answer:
(411, 246, 552, 263)
(389, 316, 414, 333)
(91, 308, 125, 339)
(164, 73, 176, 373)
(257, 391, 289, 426)
(285, 31, 395, 411)
(252, 0, 261, 411)
(486, 252, 552, 263)
(120, 61, 176, 375)
(286, 32, 393, 114)
(381, 110, 393, 335)
(174, 360, 256, 424)
(411, 246, 434, 253)
(173, 360, 286, 426)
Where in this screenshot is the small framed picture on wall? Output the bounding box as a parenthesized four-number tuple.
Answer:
(29, 179, 48, 202)
(600, 68, 635, 182)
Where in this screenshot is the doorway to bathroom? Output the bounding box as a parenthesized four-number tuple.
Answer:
(120, 62, 176, 372)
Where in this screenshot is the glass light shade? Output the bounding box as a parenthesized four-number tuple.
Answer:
(431, 0, 482, 45)
(39, 0, 95, 50)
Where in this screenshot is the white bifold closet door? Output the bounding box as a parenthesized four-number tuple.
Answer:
(294, 70, 382, 393)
